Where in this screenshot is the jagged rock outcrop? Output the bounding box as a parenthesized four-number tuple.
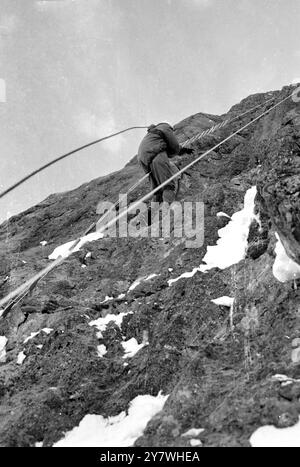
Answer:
(0, 84, 299, 447)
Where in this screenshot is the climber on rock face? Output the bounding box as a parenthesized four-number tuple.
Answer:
(137, 122, 192, 203)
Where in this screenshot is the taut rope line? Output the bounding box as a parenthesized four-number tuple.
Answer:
(0, 126, 149, 201)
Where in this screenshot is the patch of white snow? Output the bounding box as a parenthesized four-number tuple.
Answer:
(128, 279, 142, 292)
(250, 417, 300, 447)
(145, 274, 159, 281)
(272, 374, 300, 384)
(89, 312, 132, 333)
(48, 231, 104, 260)
(211, 296, 234, 307)
(122, 338, 146, 359)
(190, 439, 202, 447)
(128, 274, 159, 292)
(200, 186, 257, 272)
(168, 187, 257, 285)
(168, 267, 200, 286)
(53, 393, 168, 447)
(0, 336, 7, 363)
(24, 332, 39, 343)
(272, 233, 300, 282)
(182, 428, 205, 437)
(24, 328, 53, 343)
(216, 212, 231, 219)
(97, 344, 107, 358)
(17, 351, 26, 365)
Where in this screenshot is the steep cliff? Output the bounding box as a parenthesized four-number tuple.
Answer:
(0, 84, 299, 447)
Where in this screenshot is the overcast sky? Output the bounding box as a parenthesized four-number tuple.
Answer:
(0, 0, 300, 222)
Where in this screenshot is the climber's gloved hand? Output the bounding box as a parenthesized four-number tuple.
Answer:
(179, 146, 194, 155)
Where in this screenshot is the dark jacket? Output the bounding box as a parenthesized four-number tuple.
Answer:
(137, 123, 180, 169)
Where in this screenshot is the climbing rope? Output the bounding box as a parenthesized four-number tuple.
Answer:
(0, 126, 149, 201)
(181, 95, 275, 147)
(0, 89, 296, 317)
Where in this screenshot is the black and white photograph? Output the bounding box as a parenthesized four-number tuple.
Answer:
(0, 0, 300, 452)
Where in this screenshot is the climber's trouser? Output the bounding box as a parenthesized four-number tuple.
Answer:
(139, 151, 181, 203)
(135, 152, 181, 228)
(168, 161, 180, 199)
(149, 151, 179, 203)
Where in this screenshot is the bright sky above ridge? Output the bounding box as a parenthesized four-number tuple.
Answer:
(0, 0, 299, 222)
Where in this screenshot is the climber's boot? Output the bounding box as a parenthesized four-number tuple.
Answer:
(162, 187, 176, 203)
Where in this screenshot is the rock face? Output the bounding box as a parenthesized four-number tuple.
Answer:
(0, 85, 299, 447)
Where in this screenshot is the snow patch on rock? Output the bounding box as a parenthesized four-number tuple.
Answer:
(182, 428, 205, 437)
(216, 212, 231, 219)
(101, 296, 114, 304)
(168, 187, 257, 286)
(24, 328, 53, 344)
(168, 268, 200, 286)
(49, 231, 104, 260)
(0, 336, 7, 363)
(53, 393, 168, 447)
(250, 418, 300, 447)
(97, 344, 107, 358)
(200, 186, 257, 272)
(145, 273, 159, 281)
(89, 312, 133, 333)
(122, 338, 146, 358)
(17, 351, 26, 365)
(272, 233, 300, 282)
(211, 296, 234, 307)
(128, 279, 141, 292)
(24, 332, 39, 343)
(128, 274, 159, 292)
(190, 439, 202, 447)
